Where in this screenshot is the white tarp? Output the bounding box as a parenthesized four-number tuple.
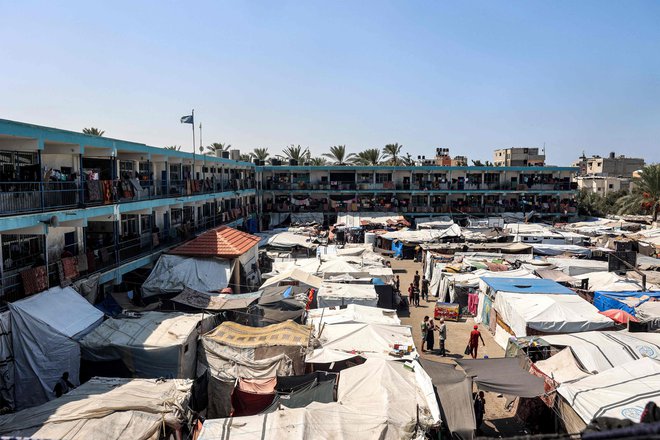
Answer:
(545, 257, 609, 276)
(306, 323, 417, 363)
(141, 255, 231, 298)
(0, 377, 192, 440)
(416, 217, 455, 229)
(198, 359, 439, 440)
(80, 312, 204, 379)
(316, 282, 378, 308)
(317, 258, 362, 274)
(534, 347, 591, 384)
(440, 268, 535, 303)
(336, 213, 405, 228)
(573, 271, 660, 292)
(381, 224, 462, 243)
(530, 243, 592, 257)
(493, 292, 613, 342)
(557, 358, 660, 425)
(9, 286, 103, 409)
(266, 230, 317, 249)
(636, 301, 660, 320)
(307, 304, 401, 327)
(540, 331, 660, 374)
(260, 268, 322, 290)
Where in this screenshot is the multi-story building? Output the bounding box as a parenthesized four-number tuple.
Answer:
(572, 152, 644, 177)
(493, 148, 545, 167)
(575, 175, 632, 196)
(0, 119, 580, 304)
(0, 119, 257, 302)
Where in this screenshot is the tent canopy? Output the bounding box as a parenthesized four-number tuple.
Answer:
(316, 282, 378, 308)
(455, 358, 545, 398)
(141, 255, 231, 298)
(306, 304, 400, 327)
(260, 268, 322, 290)
(481, 277, 575, 295)
(171, 288, 261, 311)
(593, 290, 660, 316)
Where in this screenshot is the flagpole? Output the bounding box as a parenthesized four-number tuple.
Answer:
(192, 109, 196, 180)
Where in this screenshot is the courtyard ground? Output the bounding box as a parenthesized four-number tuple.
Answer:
(391, 257, 527, 437)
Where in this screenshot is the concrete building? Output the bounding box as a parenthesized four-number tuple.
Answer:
(575, 175, 632, 196)
(493, 148, 545, 167)
(572, 152, 644, 177)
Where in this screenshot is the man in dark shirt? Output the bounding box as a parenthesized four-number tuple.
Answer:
(421, 276, 429, 301)
(413, 271, 420, 291)
(474, 391, 486, 432)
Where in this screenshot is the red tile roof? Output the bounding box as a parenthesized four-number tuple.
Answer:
(169, 226, 260, 258)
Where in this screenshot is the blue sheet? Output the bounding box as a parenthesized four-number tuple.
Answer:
(593, 290, 660, 316)
(480, 277, 574, 295)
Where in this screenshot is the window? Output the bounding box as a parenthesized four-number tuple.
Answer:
(376, 173, 392, 183)
(140, 214, 152, 232)
(171, 208, 183, 226)
(2, 234, 45, 271)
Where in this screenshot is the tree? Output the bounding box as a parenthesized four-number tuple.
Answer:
(206, 142, 230, 156)
(353, 148, 384, 166)
(239, 153, 252, 162)
(82, 127, 105, 136)
(279, 145, 310, 163)
(471, 160, 484, 166)
(616, 164, 660, 221)
(400, 153, 415, 166)
(164, 145, 182, 151)
(309, 157, 328, 166)
(323, 145, 355, 165)
(251, 147, 270, 161)
(383, 143, 403, 165)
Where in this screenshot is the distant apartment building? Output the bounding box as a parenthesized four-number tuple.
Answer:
(575, 175, 632, 196)
(493, 148, 545, 167)
(572, 152, 644, 177)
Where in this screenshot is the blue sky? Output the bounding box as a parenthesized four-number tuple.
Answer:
(2, 1, 659, 164)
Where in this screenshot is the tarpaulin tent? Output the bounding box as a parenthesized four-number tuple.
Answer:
(9, 286, 103, 409)
(316, 282, 378, 308)
(171, 288, 262, 311)
(557, 358, 660, 431)
(0, 377, 192, 439)
(540, 331, 660, 374)
(574, 271, 660, 292)
(306, 322, 417, 363)
(533, 347, 591, 384)
(247, 286, 307, 327)
(419, 358, 476, 440)
(593, 291, 660, 316)
(455, 358, 545, 398)
(141, 255, 231, 299)
(80, 311, 204, 379)
(599, 309, 638, 324)
(306, 304, 401, 327)
(259, 268, 322, 290)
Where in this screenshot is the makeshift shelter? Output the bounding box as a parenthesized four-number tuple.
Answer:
(171, 287, 262, 311)
(599, 309, 638, 324)
(574, 271, 660, 292)
(557, 358, 660, 433)
(316, 281, 379, 308)
(9, 286, 103, 409)
(306, 322, 417, 363)
(540, 331, 660, 374)
(307, 304, 401, 327)
(636, 301, 660, 320)
(198, 320, 310, 381)
(141, 254, 231, 299)
(381, 225, 462, 243)
(259, 268, 322, 290)
(246, 285, 307, 327)
(455, 358, 545, 398)
(169, 226, 261, 292)
(80, 311, 204, 379)
(0, 377, 192, 440)
(533, 347, 591, 384)
(593, 290, 660, 316)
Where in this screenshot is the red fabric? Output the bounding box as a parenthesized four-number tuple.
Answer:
(468, 293, 479, 316)
(238, 378, 276, 394)
(469, 330, 481, 347)
(61, 257, 79, 280)
(599, 309, 639, 323)
(231, 388, 274, 417)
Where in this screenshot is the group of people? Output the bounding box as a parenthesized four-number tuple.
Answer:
(420, 316, 447, 355)
(406, 271, 429, 308)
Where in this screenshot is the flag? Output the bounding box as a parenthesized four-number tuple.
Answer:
(180, 115, 194, 124)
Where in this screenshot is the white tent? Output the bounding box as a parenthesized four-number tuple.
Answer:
(259, 268, 322, 290)
(307, 304, 401, 327)
(636, 301, 660, 320)
(141, 255, 231, 299)
(573, 271, 660, 292)
(381, 224, 462, 243)
(557, 358, 660, 427)
(9, 286, 104, 409)
(439, 267, 535, 303)
(533, 347, 591, 384)
(493, 293, 613, 348)
(198, 359, 439, 440)
(317, 258, 362, 274)
(80, 312, 204, 379)
(541, 331, 660, 374)
(306, 323, 417, 363)
(316, 282, 378, 308)
(0, 377, 192, 439)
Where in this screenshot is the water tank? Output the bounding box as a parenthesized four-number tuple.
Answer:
(230, 149, 240, 161)
(365, 232, 377, 246)
(289, 159, 298, 166)
(221, 151, 230, 159)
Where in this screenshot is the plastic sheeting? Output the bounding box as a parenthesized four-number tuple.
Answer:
(316, 282, 378, 308)
(306, 323, 417, 363)
(455, 358, 546, 398)
(80, 312, 204, 379)
(260, 268, 322, 290)
(530, 243, 592, 257)
(540, 331, 660, 374)
(9, 286, 103, 409)
(493, 292, 613, 341)
(141, 255, 231, 299)
(381, 224, 462, 243)
(557, 358, 660, 425)
(0, 312, 13, 409)
(575, 271, 660, 292)
(306, 304, 401, 327)
(0, 377, 192, 440)
(593, 291, 660, 315)
(534, 347, 591, 384)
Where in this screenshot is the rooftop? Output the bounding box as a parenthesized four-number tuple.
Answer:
(169, 226, 260, 258)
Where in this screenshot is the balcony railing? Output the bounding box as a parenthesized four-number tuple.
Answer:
(262, 180, 573, 192)
(0, 179, 257, 216)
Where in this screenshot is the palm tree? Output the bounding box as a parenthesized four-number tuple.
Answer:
(353, 148, 384, 166)
(383, 143, 403, 165)
(83, 127, 105, 136)
(400, 153, 415, 166)
(206, 142, 230, 156)
(279, 145, 310, 163)
(309, 157, 328, 166)
(471, 160, 484, 166)
(164, 145, 182, 151)
(616, 164, 660, 221)
(239, 153, 252, 162)
(251, 148, 270, 161)
(323, 145, 355, 165)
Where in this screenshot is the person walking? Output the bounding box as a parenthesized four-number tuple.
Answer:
(413, 271, 420, 291)
(474, 391, 486, 433)
(426, 317, 438, 353)
(408, 283, 415, 308)
(438, 318, 447, 356)
(420, 316, 429, 352)
(413, 285, 420, 307)
(421, 276, 429, 301)
(468, 325, 485, 359)
(394, 275, 400, 294)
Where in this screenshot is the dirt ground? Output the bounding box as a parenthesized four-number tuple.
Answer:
(391, 257, 527, 438)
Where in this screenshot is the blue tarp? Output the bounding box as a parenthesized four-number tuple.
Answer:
(593, 290, 660, 316)
(480, 277, 574, 295)
(392, 240, 403, 258)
